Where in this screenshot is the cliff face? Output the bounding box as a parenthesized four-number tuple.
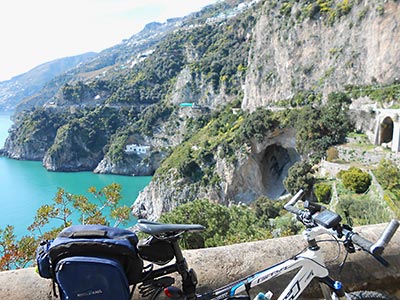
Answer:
(133, 128, 298, 220)
(243, 1, 400, 110)
(94, 151, 165, 176)
(134, 1, 400, 220)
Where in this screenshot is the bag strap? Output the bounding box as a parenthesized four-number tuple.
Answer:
(58, 229, 136, 241)
(59, 230, 108, 238)
(52, 278, 59, 299)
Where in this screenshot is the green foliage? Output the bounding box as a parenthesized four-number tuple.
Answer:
(251, 196, 284, 219)
(314, 183, 332, 204)
(156, 102, 244, 181)
(336, 192, 392, 226)
(269, 214, 301, 238)
(0, 184, 131, 271)
(340, 167, 371, 194)
(276, 0, 354, 25)
(238, 108, 279, 143)
(345, 83, 400, 104)
(187, 14, 254, 94)
(135, 102, 173, 136)
(373, 159, 400, 190)
(284, 160, 315, 196)
(159, 199, 271, 249)
(250, 196, 285, 228)
(289, 90, 322, 107)
(13, 106, 138, 168)
(0, 226, 36, 271)
(373, 159, 400, 217)
(293, 92, 352, 159)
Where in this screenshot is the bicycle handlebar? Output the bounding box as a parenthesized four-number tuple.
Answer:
(283, 189, 304, 215)
(284, 190, 399, 262)
(370, 219, 399, 255)
(359, 219, 399, 255)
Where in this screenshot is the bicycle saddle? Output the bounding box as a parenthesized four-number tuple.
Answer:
(136, 219, 205, 236)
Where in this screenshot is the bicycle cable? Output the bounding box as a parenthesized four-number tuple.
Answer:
(315, 235, 342, 264)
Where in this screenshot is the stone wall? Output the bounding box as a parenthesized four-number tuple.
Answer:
(0, 223, 399, 300)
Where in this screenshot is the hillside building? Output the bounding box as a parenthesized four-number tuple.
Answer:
(125, 144, 150, 154)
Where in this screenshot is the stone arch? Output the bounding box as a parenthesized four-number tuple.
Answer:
(380, 116, 394, 144)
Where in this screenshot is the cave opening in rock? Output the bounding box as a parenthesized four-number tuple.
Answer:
(260, 144, 299, 199)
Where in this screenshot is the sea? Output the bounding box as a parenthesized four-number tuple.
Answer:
(0, 113, 152, 237)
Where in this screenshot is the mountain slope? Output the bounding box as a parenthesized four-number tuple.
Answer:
(0, 53, 97, 112)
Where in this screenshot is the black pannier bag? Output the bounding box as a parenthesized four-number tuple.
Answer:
(137, 236, 175, 265)
(36, 240, 52, 278)
(36, 224, 144, 300)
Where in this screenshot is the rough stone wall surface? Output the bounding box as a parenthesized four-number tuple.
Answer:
(243, 1, 400, 110)
(0, 223, 399, 300)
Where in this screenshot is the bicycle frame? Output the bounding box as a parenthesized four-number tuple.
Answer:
(195, 226, 347, 300)
(199, 246, 328, 300)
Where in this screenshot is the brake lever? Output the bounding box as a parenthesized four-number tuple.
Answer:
(369, 252, 390, 267)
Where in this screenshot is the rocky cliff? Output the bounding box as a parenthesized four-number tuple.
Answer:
(243, 0, 400, 110)
(134, 0, 400, 219)
(133, 127, 299, 220)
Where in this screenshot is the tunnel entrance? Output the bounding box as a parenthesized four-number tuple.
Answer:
(260, 144, 299, 199)
(380, 117, 394, 144)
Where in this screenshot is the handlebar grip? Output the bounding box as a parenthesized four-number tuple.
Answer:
(370, 219, 399, 256)
(284, 189, 304, 209)
(284, 190, 304, 216)
(350, 232, 374, 252)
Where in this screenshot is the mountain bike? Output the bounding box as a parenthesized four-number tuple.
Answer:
(134, 189, 399, 300)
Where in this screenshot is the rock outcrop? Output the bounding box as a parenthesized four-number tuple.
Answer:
(133, 128, 298, 220)
(94, 151, 165, 176)
(243, 1, 400, 110)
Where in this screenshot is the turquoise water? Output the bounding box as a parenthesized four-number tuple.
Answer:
(0, 113, 151, 237)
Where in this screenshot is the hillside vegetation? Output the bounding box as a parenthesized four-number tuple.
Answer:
(1, 0, 399, 221)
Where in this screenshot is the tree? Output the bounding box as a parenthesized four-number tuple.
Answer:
(0, 226, 36, 271)
(294, 93, 352, 160)
(0, 183, 131, 271)
(251, 197, 284, 219)
(284, 161, 315, 196)
(238, 108, 279, 143)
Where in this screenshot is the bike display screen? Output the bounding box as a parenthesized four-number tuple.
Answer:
(313, 209, 342, 229)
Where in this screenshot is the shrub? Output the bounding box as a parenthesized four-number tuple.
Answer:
(159, 199, 270, 249)
(314, 183, 332, 204)
(341, 167, 371, 193)
(251, 196, 284, 219)
(326, 147, 339, 162)
(374, 159, 400, 190)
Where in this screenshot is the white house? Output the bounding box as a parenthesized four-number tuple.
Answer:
(125, 144, 150, 154)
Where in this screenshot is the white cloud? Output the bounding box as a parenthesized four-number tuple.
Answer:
(0, 0, 217, 81)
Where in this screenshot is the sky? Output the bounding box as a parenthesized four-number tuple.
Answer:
(0, 0, 218, 82)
